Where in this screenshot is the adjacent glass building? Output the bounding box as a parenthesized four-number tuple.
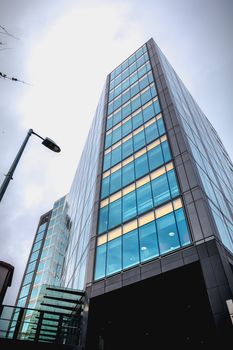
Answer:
(60, 38, 233, 348)
(16, 196, 69, 310)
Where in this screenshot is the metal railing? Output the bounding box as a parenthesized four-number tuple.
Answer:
(0, 304, 81, 345)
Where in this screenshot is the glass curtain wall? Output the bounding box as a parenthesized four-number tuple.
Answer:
(155, 44, 233, 253)
(94, 44, 192, 280)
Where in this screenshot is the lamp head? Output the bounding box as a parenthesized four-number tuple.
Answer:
(42, 137, 61, 153)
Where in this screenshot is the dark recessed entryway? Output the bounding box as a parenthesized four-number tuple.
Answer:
(86, 262, 216, 349)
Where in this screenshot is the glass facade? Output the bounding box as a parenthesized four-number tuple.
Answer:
(16, 196, 69, 309)
(94, 44, 191, 280)
(156, 44, 233, 253)
(60, 83, 106, 290)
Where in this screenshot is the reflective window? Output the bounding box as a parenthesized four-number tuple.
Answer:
(139, 221, 159, 262)
(151, 173, 171, 207)
(109, 199, 121, 229)
(95, 244, 107, 280)
(107, 237, 122, 275)
(123, 191, 137, 222)
(123, 229, 140, 269)
(122, 161, 135, 187)
(23, 272, 34, 286)
(122, 138, 133, 158)
(135, 153, 149, 178)
(148, 144, 165, 171)
(145, 121, 159, 144)
(110, 169, 122, 194)
(26, 261, 37, 274)
(101, 176, 110, 199)
(98, 206, 108, 234)
(133, 130, 146, 151)
(29, 250, 39, 263)
(136, 182, 153, 215)
(175, 208, 191, 246)
(157, 212, 180, 254)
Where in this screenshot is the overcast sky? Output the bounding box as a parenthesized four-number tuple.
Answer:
(0, 0, 232, 305)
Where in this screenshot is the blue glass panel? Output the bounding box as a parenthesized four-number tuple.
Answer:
(167, 170, 179, 198)
(157, 117, 165, 135)
(135, 153, 149, 179)
(109, 199, 121, 229)
(123, 191, 137, 222)
(132, 110, 143, 129)
(23, 272, 33, 285)
(141, 88, 152, 105)
(157, 212, 180, 254)
(110, 169, 122, 194)
(103, 153, 111, 171)
(115, 84, 122, 97)
(109, 90, 114, 101)
(105, 133, 112, 149)
(98, 206, 108, 233)
(122, 138, 133, 159)
(122, 78, 130, 91)
(27, 261, 36, 273)
(123, 229, 140, 269)
(130, 83, 140, 97)
(121, 69, 129, 81)
(136, 183, 153, 215)
(111, 146, 121, 167)
(151, 173, 171, 207)
(139, 75, 149, 90)
(129, 62, 137, 74)
(113, 97, 121, 111)
(148, 144, 164, 171)
(133, 130, 146, 152)
(108, 103, 114, 115)
(29, 250, 39, 263)
(145, 122, 159, 144)
(150, 85, 157, 97)
(138, 65, 147, 79)
(175, 208, 191, 246)
(112, 127, 121, 144)
(139, 221, 159, 262)
(121, 60, 128, 71)
(153, 100, 161, 115)
(122, 119, 132, 137)
(122, 90, 130, 104)
(106, 237, 122, 275)
(136, 55, 145, 68)
(95, 244, 106, 280)
(113, 110, 121, 126)
(122, 103, 131, 119)
(128, 54, 135, 65)
(122, 161, 135, 187)
(131, 96, 141, 113)
(143, 103, 154, 122)
(161, 141, 171, 163)
(130, 71, 138, 85)
(106, 117, 113, 131)
(148, 71, 154, 83)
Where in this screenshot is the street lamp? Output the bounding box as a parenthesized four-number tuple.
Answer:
(0, 128, 61, 202)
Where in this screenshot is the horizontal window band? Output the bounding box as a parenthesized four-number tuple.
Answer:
(105, 100, 160, 140)
(109, 70, 153, 104)
(107, 83, 155, 117)
(102, 135, 168, 179)
(97, 198, 183, 246)
(110, 51, 148, 84)
(104, 111, 161, 155)
(100, 161, 174, 208)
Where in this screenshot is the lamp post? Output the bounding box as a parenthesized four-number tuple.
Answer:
(0, 128, 61, 203)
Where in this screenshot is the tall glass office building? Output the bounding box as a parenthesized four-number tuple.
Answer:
(61, 38, 233, 348)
